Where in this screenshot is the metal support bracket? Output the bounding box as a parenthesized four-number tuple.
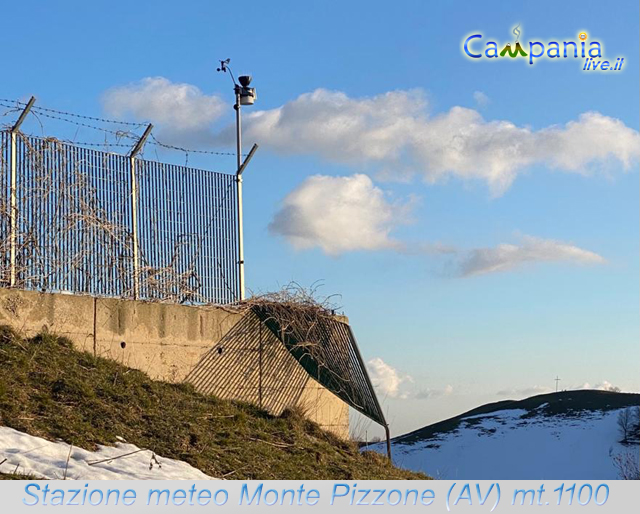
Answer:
(237, 143, 259, 177)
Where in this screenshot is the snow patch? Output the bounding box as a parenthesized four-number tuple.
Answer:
(0, 427, 215, 480)
(373, 408, 635, 480)
(462, 409, 528, 421)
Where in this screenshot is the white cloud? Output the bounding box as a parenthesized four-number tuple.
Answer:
(244, 89, 424, 165)
(416, 384, 454, 400)
(578, 381, 622, 392)
(366, 358, 454, 401)
(367, 358, 412, 399)
(502, 381, 623, 395)
(244, 89, 640, 195)
(268, 179, 607, 275)
(269, 174, 413, 255)
(102, 77, 225, 145)
(473, 91, 490, 107)
(269, 183, 606, 275)
(496, 385, 552, 397)
(103, 80, 640, 194)
(456, 235, 605, 277)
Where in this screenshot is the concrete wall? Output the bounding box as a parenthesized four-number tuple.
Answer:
(0, 288, 349, 437)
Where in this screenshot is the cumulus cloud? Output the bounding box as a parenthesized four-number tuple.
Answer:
(243, 89, 423, 165)
(496, 385, 552, 397)
(367, 358, 412, 399)
(366, 357, 453, 401)
(456, 235, 605, 277)
(416, 384, 454, 400)
(102, 77, 225, 145)
(268, 177, 607, 275)
(269, 174, 413, 255)
(103, 80, 640, 194)
(499, 381, 624, 397)
(577, 381, 622, 392)
(243, 89, 640, 195)
(269, 179, 606, 275)
(268, 180, 606, 275)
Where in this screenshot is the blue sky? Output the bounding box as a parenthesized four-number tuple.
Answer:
(1, 0, 638, 437)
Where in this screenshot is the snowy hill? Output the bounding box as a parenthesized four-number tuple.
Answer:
(373, 390, 640, 480)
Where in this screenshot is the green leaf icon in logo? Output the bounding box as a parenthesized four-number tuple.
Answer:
(500, 42, 528, 57)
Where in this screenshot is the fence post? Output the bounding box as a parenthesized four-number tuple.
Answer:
(346, 323, 392, 460)
(9, 97, 36, 287)
(128, 124, 153, 299)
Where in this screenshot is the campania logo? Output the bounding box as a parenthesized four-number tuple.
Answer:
(463, 25, 625, 71)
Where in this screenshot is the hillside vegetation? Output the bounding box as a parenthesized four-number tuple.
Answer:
(0, 326, 425, 480)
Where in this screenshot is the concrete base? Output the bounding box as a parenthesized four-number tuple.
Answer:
(0, 288, 349, 438)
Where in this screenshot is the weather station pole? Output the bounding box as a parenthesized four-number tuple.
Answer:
(217, 59, 258, 302)
(235, 85, 245, 302)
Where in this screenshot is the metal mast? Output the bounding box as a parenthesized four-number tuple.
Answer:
(218, 59, 258, 301)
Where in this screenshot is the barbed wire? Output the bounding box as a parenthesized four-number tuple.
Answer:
(29, 109, 140, 139)
(0, 101, 26, 119)
(0, 101, 20, 111)
(54, 140, 134, 149)
(0, 97, 242, 157)
(0, 128, 241, 160)
(0, 98, 145, 126)
(1, 101, 139, 140)
(148, 134, 239, 157)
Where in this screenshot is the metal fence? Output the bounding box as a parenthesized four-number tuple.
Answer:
(252, 303, 388, 428)
(252, 301, 391, 454)
(0, 131, 239, 304)
(0, 131, 9, 280)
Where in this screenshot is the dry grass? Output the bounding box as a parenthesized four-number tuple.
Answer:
(231, 282, 341, 327)
(0, 325, 427, 480)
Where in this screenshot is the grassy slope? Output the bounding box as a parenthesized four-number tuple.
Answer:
(0, 326, 426, 480)
(0, 473, 39, 480)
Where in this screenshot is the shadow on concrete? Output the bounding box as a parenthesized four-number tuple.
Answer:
(185, 311, 311, 415)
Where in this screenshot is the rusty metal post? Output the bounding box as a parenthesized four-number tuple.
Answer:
(385, 424, 392, 461)
(345, 324, 392, 460)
